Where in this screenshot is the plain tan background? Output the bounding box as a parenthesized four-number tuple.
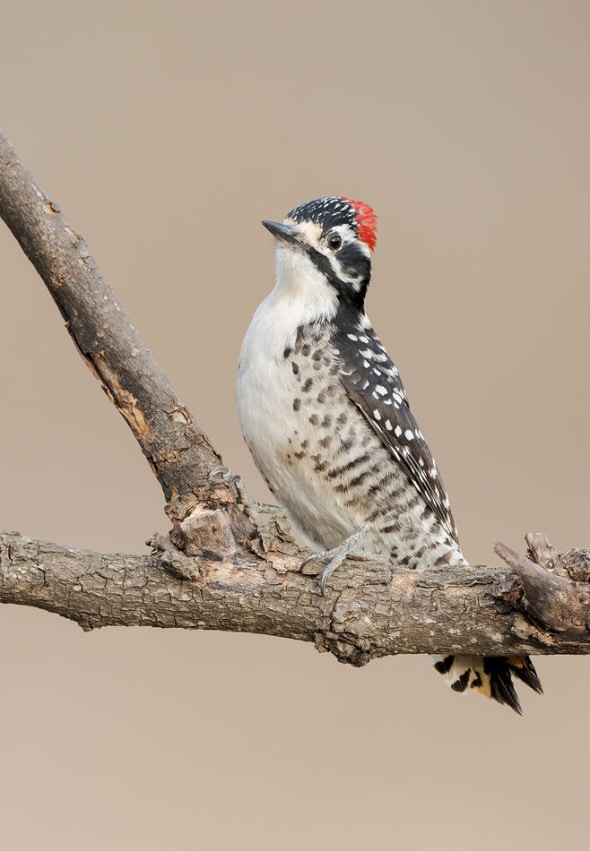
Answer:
(1, 1, 589, 848)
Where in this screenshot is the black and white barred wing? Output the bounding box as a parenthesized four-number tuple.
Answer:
(334, 324, 459, 544)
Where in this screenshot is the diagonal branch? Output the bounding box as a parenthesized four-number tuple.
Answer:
(0, 129, 235, 532)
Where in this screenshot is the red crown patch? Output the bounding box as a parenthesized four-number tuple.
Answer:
(342, 198, 377, 251)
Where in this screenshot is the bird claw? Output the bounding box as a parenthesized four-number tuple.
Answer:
(209, 465, 241, 488)
(208, 466, 255, 520)
(302, 525, 372, 595)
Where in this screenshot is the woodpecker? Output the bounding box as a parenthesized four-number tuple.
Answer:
(237, 196, 542, 713)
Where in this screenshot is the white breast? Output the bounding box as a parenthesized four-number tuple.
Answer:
(237, 244, 339, 487)
(237, 279, 359, 549)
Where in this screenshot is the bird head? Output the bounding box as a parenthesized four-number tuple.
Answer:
(262, 196, 377, 321)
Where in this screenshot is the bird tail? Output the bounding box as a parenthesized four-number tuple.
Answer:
(432, 653, 543, 714)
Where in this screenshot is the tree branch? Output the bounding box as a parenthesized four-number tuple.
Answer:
(2, 528, 589, 662)
(0, 129, 236, 533)
(494, 533, 590, 640)
(1, 128, 589, 665)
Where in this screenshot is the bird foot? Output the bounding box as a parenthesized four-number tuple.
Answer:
(208, 466, 256, 521)
(302, 524, 375, 595)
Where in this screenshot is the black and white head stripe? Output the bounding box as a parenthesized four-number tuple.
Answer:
(285, 197, 377, 251)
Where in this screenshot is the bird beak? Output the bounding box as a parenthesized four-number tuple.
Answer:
(261, 220, 300, 245)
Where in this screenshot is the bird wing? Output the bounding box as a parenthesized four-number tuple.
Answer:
(334, 323, 459, 543)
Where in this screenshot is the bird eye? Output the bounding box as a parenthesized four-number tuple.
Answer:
(327, 233, 342, 250)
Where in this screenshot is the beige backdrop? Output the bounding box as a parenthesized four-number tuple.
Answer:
(2, 2, 589, 849)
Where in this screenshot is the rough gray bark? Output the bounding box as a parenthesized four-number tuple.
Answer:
(2, 528, 589, 662)
(1, 127, 590, 663)
(0, 131, 244, 538)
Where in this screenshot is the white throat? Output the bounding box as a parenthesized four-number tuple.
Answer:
(271, 244, 339, 327)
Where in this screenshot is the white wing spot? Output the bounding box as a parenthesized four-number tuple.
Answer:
(395, 425, 403, 437)
(375, 385, 388, 396)
(347, 333, 358, 342)
(373, 409, 381, 421)
(385, 419, 393, 431)
(404, 429, 415, 441)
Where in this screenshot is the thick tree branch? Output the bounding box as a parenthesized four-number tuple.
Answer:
(1, 128, 589, 665)
(1, 528, 589, 661)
